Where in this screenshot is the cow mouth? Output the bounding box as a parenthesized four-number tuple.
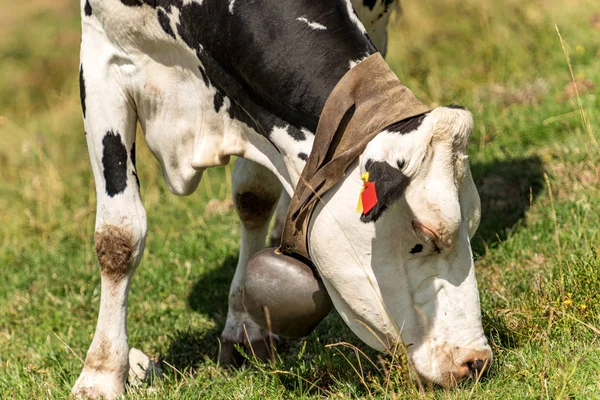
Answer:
(409, 345, 493, 389)
(412, 362, 491, 389)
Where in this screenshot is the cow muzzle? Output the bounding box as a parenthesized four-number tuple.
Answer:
(411, 343, 493, 387)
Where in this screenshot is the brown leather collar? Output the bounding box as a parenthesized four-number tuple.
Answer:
(279, 53, 430, 261)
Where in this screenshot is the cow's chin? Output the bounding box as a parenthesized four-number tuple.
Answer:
(308, 162, 491, 388)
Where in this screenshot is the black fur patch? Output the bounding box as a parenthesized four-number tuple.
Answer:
(360, 159, 410, 223)
(79, 65, 86, 119)
(385, 112, 428, 134)
(131, 142, 140, 188)
(363, 0, 376, 10)
(174, 0, 374, 134)
(121, 0, 144, 6)
(84, 0, 93, 16)
(102, 131, 128, 197)
(287, 127, 306, 141)
(446, 104, 466, 110)
(157, 8, 176, 39)
(213, 89, 225, 112)
(298, 152, 308, 161)
(198, 65, 210, 87)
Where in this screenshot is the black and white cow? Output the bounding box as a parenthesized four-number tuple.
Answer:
(75, 0, 491, 397)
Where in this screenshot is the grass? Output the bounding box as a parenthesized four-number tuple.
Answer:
(1, 0, 599, 398)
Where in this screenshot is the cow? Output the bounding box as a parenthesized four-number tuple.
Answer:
(74, 0, 492, 398)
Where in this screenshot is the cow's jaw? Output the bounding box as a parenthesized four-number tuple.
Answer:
(307, 107, 491, 386)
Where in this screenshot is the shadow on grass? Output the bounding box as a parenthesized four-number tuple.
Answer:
(470, 155, 545, 256)
(188, 254, 237, 316)
(165, 155, 544, 370)
(164, 253, 364, 374)
(161, 255, 237, 370)
(161, 327, 222, 371)
(471, 155, 545, 350)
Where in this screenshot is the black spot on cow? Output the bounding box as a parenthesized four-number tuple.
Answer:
(226, 97, 268, 134)
(213, 89, 224, 112)
(102, 131, 128, 197)
(130, 142, 136, 168)
(287, 127, 306, 141)
(79, 65, 86, 119)
(386, 112, 428, 135)
(121, 0, 180, 8)
(360, 159, 410, 223)
(363, 0, 376, 10)
(298, 152, 308, 161)
(198, 65, 210, 87)
(121, 0, 144, 6)
(410, 244, 423, 254)
(131, 142, 140, 188)
(446, 104, 467, 110)
(157, 8, 176, 39)
(84, 0, 93, 16)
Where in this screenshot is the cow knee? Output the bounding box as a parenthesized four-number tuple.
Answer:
(234, 191, 279, 230)
(232, 159, 281, 230)
(95, 223, 145, 279)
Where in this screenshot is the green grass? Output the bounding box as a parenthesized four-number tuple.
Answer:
(1, 0, 600, 398)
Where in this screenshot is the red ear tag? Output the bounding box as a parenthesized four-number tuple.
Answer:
(361, 181, 378, 214)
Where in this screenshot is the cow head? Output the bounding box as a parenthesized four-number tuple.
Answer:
(307, 106, 491, 386)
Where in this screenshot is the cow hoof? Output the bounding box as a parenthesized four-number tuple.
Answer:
(71, 369, 125, 399)
(128, 348, 163, 387)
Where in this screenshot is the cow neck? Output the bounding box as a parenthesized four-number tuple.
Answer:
(280, 53, 431, 261)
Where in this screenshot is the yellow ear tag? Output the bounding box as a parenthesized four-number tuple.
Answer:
(356, 172, 370, 212)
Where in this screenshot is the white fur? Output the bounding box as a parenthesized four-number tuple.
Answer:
(269, 125, 314, 185)
(348, 53, 372, 69)
(345, 0, 367, 34)
(297, 16, 327, 31)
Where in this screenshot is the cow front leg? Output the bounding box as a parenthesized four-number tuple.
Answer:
(220, 158, 282, 364)
(72, 63, 146, 399)
(268, 190, 290, 247)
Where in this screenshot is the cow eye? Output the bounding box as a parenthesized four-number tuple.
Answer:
(410, 244, 423, 254)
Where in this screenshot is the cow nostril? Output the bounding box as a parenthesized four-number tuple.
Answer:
(465, 359, 487, 376)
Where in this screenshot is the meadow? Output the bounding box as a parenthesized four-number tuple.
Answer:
(1, 0, 599, 398)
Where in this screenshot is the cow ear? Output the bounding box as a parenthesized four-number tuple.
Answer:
(360, 159, 410, 223)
